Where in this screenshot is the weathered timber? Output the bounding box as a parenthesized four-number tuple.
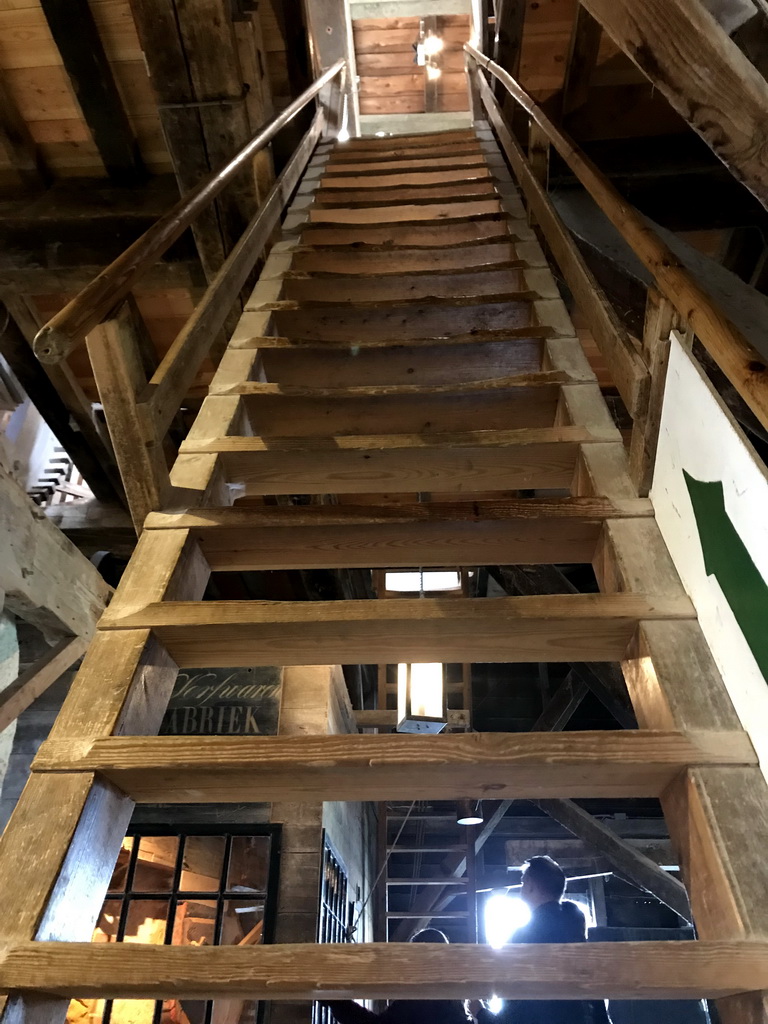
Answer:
(32, 731, 753, 803)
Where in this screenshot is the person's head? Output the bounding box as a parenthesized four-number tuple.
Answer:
(410, 928, 450, 943)
(520, 856, 566, 909)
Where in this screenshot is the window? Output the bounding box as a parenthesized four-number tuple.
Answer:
(385, 570, 461, 593)
(313, 838, 355, 1024)
(67, 824, 280, 1024)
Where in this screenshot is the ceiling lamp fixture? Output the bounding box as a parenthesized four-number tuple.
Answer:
(397, 662, 446, 733)
(457, 799, 484, 826)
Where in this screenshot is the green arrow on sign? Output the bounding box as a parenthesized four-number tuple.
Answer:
(684, 471, 768, 683)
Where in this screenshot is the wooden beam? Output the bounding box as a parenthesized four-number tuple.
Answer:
(39, 0, 145, 181)
(0, 177, 195, 281)
(0, 462, 110, 640)
(534, 798, 691, 921)
(0, 637, 88, 733)
(86, 301, 170, 532)
(176, 426, 617, 496)
(144, 497, 650, 570)
(356, 709, 469, 728)
(492, 0, 526, 100)
(530, 671, 589, 732)
(0, 66, 48, 189)
(98, 593, 694, 667)
(580, 0, 768, 212)
(2, 940, 767, 1000)
(488, 565, 636, 728)
(561, 5, 602, 117)
(628, 289, 682, 495)
(128, 0, 231, 280)
(32, 731, 754, 803)
(0, 306, 120, 504)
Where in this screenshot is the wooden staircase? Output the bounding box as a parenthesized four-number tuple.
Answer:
(1, 122, 768, 1024)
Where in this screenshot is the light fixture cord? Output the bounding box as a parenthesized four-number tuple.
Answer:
(347, 799, 416, 939)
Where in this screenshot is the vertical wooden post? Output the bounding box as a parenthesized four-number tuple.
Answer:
(527, 121, 550, 230)
(465, 823, 479, 943)
(629, 289, 683, 495)
(86, 296, 170, 532)
(375, 802, 388, 942)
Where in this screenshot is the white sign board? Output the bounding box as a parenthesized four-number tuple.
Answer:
(652, 332, 768, 776)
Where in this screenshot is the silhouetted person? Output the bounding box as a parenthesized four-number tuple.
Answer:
(325, 928, 471, 1024)
(471, 857, 611, 1024)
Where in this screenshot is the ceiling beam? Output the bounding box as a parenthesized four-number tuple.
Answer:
(0, 66, 49, 190)
(0, 177, 197, 283)
(130, 0, 240, 282)
(561, 4, 602, 117)
(39, 0, 145, 182)
(492, 0, 526, 103)
(534, 798, 691, 922)
(0, 301, 123, 505)
(581, 0, 768, 211)
(0, 461, 111, 640)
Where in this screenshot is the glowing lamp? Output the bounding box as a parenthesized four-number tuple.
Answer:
(457, 799, 484, 826)
(396, 662, 446, 733)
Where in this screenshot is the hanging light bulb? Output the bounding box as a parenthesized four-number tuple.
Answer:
(457, 799, 484, 826)
(422, 34, 444, 56)
(426, 64, 442, 81)
(396, 662, 446, 733)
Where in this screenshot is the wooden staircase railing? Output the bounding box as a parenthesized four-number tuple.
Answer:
(30, 60, 346, 532)
(465, 42, 768, 496)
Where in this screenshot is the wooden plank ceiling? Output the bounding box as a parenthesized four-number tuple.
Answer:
(353, 15, 471, 116)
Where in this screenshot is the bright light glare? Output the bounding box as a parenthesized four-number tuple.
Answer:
(487, 997, 504, 1015)
(422, 34, 443, 55)
(426, 65, 442, 81)
(568, 895, 596, 929)
(375, 131, 388, 137)
(386, 570, 460, 592)
(337, 126, 350, 143)
(484, 893, 531, 949)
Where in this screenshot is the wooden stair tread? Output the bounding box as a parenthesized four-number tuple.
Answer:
(180, 425, 618, 452)
(233, 326, 553, 350)
(34, 731, 751, 803)
(3, 940, 766, 1000)
(260, 290, 538, 310)
(307, 199, 503, 224)
(145, 496, 654, 529)
(268, 299, 535, 343)
(326, 144, 483, 164)
(321, 155, 488, 174)
(298, 220, 515, 247)
(312, 184, 498, 205)
(288, 244, 522, 274)
(317, 169, 494, 188)
(209, 370, 590, 397)
(279, 268, 527, 302)
(95, 594, 694, 668)
(143, 497, 642, 570)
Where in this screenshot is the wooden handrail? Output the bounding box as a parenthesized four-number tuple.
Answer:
(33, 58, 346, 365)
(465, 43, 768, 435)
